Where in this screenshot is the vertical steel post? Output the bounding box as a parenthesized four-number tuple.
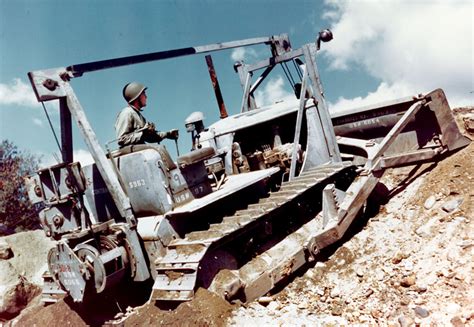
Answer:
(240, 72, 252, 113)
(234, 61, 247, 88)
(235, 62, 258, 111)
(59, 97, 73, 163)
(205, 55, 228, 119)
(289, 66, 308, 181)
(302, 44, 341, 162)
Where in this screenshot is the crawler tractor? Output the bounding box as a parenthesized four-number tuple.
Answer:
(25, 31, 469, 305)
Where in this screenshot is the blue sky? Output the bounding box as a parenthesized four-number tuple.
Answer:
(0, 0, 472, 166)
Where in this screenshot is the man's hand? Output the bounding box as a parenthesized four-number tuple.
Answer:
(146, 122, 156, 132)
(167, 129, 179, 140)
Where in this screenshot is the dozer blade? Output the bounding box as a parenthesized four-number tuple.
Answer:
(331, 89, 470, 168)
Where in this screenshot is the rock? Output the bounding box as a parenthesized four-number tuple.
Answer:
(315, 286, 325, 296)
(330, 301, 344, 316)
(413, 306, 429, 318)
(442, 269, 455, 279)
(414, 297, 426, 305)
(415, 225, 431, 238)
(463, 311, 474, 321)
(0, 277, 41, 318)
(363, 289, 374, 298)
(403, 260, 414, 271)
(297, 302, 308, 309)
(257, 296, 273, 305)
(400, 296, 411, 306)
(330, 288, 340, 298)
(400, 275, 416, 287)
(446, 302, 461, 314)
(441, 187, 451, 197)
(356, 267, 365, 277)
(266, 301, 279, 311)
(391, 251, 407, 264)
(415, 283, 427, 293)
(315, 262, 326, 269)
(451, 316, 464, 327)
(371, 309, 382, 319)
(458, 240, 473, 249)
(424, 195, 436, 210)
(305, 270, 316, 279)
(375, 269, 385, 281)
(442, 198, 463, 212)
(398, 315, 413, 327)
(463, 115, 474, 132)
(0, 239, 13, 260)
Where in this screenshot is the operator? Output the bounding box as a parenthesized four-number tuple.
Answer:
(115, 82, 179, 148)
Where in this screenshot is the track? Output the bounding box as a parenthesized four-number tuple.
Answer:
(151, 161, 355, 302)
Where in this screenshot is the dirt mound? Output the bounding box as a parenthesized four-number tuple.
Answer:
(414, 144, 473, 215)
(124, 288, 233, 327)
(11, 287, 233, 326)
(11, 299, 86, 327)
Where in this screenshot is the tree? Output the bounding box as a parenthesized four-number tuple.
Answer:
(0, 140, 41, 235)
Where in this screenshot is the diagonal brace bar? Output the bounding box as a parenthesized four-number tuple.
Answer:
(367, 100, 427, 171)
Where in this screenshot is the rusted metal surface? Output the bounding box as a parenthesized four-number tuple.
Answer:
(205, 55, 228, 119)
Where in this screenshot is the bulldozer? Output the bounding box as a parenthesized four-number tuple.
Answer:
(25, 30, 470, 306)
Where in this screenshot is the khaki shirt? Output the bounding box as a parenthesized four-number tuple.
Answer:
(115, 106, 147, 147)
(115, 106, 167, 147)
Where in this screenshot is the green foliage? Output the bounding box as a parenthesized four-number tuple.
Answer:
(0, 140, 41, 235)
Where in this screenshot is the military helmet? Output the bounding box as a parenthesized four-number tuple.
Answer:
(123, 82, 147, 103)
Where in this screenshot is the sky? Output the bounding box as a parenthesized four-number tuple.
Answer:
(0, 0, 472, 167)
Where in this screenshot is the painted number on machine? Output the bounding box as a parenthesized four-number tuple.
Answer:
(174, 191, 191, 204)
(58, 264, 81, 286)
(193, 185, 206, 195)
(129, 179, 146, 189)
(349, 118, 380, 128)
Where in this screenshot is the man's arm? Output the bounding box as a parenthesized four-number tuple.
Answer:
(143, 127, 179, 143)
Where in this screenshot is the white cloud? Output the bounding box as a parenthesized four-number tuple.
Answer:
(73, 149, 94, 167)
(328, 82, 412, 113)
(230, 47, 258, 62)
(38, 152, 61, 169)
(322, 0, 473, 109)
(32, 118, 44, 127)
(0, 78, 39, 107)
(254, 76, 296, 107)
(38, 149, 94, 169)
